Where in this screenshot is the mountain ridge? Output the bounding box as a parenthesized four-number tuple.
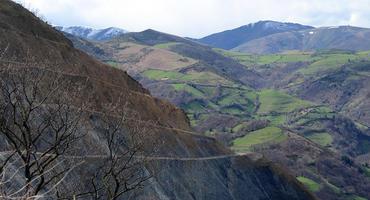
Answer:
(233, 25, 370, 54)
(55, 25, 128, 41)
(197, 20, 314, 49)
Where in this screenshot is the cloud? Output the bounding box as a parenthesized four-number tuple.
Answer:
(14, 0, 370, 38)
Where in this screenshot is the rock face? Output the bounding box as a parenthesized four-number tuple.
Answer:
(0, 0, 315, 199)
(142, 157, 312, 200)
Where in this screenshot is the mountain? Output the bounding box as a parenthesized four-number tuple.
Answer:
(55, 26, 128, 41)
(65, 24, 370, 199)
(75, 28, 263, 88)
(233, 26, 370, 54)
(0, 0, 315, 199)
(215, 49, 370, 198)
(197, 21, 314, 49)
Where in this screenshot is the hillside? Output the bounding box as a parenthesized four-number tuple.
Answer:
(197, 21, 313, 50)
(218, 49, 370, 128)
(0, 0, 315, 199)
(233, 26, 370, 54)
(65, 25, 370, 199)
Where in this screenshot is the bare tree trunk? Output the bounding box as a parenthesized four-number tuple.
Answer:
(0, 46, 157, 199)
(0, 62, 85, 199)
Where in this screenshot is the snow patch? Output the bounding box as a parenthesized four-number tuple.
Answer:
(56, 26, 128, 41)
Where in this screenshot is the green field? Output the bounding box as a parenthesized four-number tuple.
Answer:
(183, 101, 208, 112)
(257, 53, 315, 65)
(153, 42, 181, 49)
(143, 69, 183, 80)
(298, 54, 357, 75)
(257, 114, 286, 126)
(172, 84, 205, 97)
(217, 49, 370, 77)
(297, 176, 321, 192)
(306, 132, 333, 147)
(143, 69, 231, 84)
(232, 126, 287, 152)
(257, 89, 312, 114)
(215, 48, 317, 66)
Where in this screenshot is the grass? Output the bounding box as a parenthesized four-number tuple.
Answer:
(257, 53, 315, 65)
(258, 114, 286, 126)
(142, 69, 231, 84)
(305, 132, 333, 147)
(183, 101, 207, 112)
(106, 61, 120, 68)
(215, 49, 316, 66)
(172, 84, 204, 97)
(232, 126, 287, 152)
(291, 106, 334, 126)
(296, 176, 321, 192)
(153, 42, 181, 49)
(216, 88, 257, 115)
(232, 123, 247, 132)
(218, 93, 254, 107)
(351, 196, 368, 200)
(181, 71, 231, 84)
(220, 106, 245, 115)
(143, 69, 183, 80)
(326, 181, 341, 194)
(299, 54, 357, 75)
(257, 89, 312, 114)
(197, 86, 217, 96)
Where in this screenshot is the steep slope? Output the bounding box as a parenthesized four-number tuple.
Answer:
(56, 26, 128, 41)
(64, 23, 370, 199)
(197, 21, 313, 50)
(0, 0, 314, 199)
(234, 26, 370, 54)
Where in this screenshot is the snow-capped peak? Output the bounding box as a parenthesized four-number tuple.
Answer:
(55, 26, 128, 41)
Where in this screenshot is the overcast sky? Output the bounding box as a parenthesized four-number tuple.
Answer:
(15, 0, 370, 38)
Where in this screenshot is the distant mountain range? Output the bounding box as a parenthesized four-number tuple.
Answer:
(197, 21, 314, 50)
(196, 21, 370, 54)
(55, 26, 128, 41)
(57, 21, 370, 54)
(233, 26, 370, 54)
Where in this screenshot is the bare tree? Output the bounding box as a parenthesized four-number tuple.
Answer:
(73, 102, 158, 200)
(0, 46, 157, 199)
(0, 64, 85, 199)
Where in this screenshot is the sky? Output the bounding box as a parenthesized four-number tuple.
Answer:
(14, 0, 370, 38)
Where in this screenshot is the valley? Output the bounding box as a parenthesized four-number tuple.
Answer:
(0, 1, 318, 199)
(64, 27, 370, 200)
(2, 0, 370, 199)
